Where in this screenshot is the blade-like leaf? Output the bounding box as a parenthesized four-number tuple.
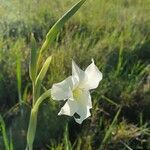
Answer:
(36, 56, 52, 86)
(38, 0, 87, 65)
(34, 89, 51, 111)
(16, 54, 22, 103)
(35, 56, 52, 100)
(23, 83, 31, 102)
(29, 34, 38, 82)
(0, 115, 10, 150)
(99, 107, 122, 149)
(64, 124, 72, 150)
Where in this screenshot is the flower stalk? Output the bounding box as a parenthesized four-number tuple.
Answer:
(26, 89, 51, 150)
(27, 109, 38, 150)
(26, 0, 87, 149)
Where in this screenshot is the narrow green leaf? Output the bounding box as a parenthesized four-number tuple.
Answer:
(16, 54, 22, 103)
(36, 56, 52, 83)
(35, 56, 52, 100)
(34, 89, 51, 111)
(102, 95, 119, 107)
(37, 0, 87, 65)
(121, 141, 133, 150)
(23, 83, 31, 102)
(99, 107, 122, 150)
(40, 0, 86, 53)
(29, 33, 38, 82)
(64, 124, 72, 150)
(0, 115, 10, 150)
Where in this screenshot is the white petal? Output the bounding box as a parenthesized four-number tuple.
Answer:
(84, 59, 102, 90)
(51, 76, 73, 100)
(74, 105, 91, 124)
(76, 90, 92, 108)
(71, 75, 79, 90)
(72, 60, 85, 83)
(73, 90, 92, 124)
(58, 99, 78, 116)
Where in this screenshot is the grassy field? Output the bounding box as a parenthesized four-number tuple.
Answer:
(0, 0, 150, 149)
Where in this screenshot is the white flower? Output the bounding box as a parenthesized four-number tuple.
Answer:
(51, 59, 102, 124)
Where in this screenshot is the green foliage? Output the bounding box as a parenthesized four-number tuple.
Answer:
(0, 115, 14, 150)
(0, 0, 150, 149)
(0, 115, 10, 150)
(99, 107, 122, 150)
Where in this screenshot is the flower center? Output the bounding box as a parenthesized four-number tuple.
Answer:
(73, 88, 82, 101)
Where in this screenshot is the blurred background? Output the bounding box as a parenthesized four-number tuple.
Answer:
(0, 0, 150, 149)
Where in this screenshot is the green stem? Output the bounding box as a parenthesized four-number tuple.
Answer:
(99, 107, 122, 150)
(26, 109, 38, 150)
(26, 89, 51, 150)
(101, 95, 119, 107)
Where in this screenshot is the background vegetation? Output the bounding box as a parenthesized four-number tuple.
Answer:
(0, 0, 150, 149)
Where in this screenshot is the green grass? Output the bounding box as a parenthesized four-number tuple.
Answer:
(0, 0, 150, 149)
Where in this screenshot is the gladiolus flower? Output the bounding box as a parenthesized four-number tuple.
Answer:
(51, 59, 102, 124)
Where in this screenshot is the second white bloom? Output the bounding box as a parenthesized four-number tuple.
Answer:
(51, 59, 102, 124)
